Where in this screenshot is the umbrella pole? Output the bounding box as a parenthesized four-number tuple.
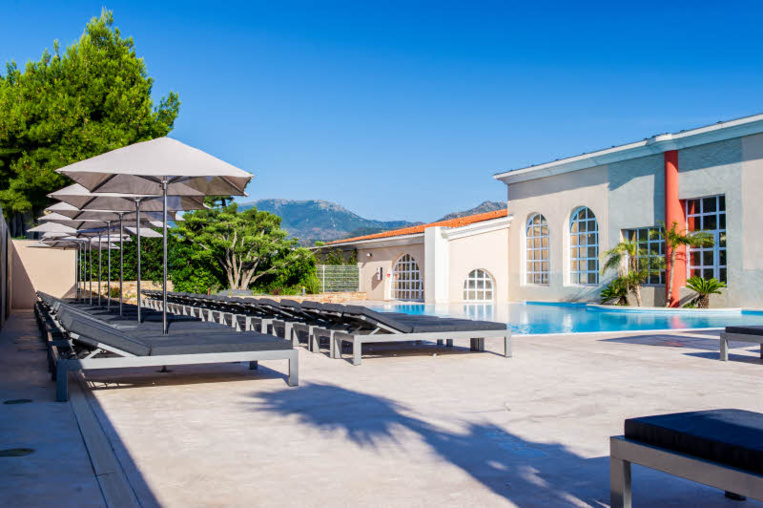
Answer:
(75, 245, 78, 300)
(162, 179, 168, 335)
(98, 232, 102, 307)
(107, 222, 111, 311)
(119, 214, 124, 317)
(135, 199, 142, 323)
(89, 241, 93, 306)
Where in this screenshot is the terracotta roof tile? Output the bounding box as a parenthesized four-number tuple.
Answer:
(328, 209, 508, 245)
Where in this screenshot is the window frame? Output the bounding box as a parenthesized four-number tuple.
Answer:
(622, 227, 665, 286)
(463, 269, 495, 302)
(686, 195, 726, 283)
(391, 254, 424, 301)
(525, 213, 550, 285)
(569, 207, 599, 286)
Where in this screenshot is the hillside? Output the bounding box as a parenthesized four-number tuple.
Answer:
(238, 199, 421, 244)
(436, 201, 505, 221)
(238, 199, 505, 244)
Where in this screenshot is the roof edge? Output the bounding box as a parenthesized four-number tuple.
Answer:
(494, 112, 763, 183)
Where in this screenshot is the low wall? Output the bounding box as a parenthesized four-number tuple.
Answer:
(246, 292, 367, 303)
(11, 240, 75, 309)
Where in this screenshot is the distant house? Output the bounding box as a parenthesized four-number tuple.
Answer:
(331, 113, 763, 307)
(328, 210, 510, 303)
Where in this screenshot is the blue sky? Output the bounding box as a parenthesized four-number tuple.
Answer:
(2, 1, 762, 221)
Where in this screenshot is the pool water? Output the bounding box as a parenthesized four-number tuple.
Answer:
(367, 302, 763, 335)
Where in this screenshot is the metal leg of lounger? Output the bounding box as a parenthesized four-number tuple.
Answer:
(249, 361, 258, 370)
(446, 339, 453, 347)
(504, 333, 512, 357)
(329, 330, 336, 358)
(353, 338, 362, 366)
(288, 353, 299, 386)
(720, 334, 729, 361)
(309, 326, 320, 352)
(285, 322, 293, 344)
(436, 339, 443, 345)
(470, 338, 477, 351)
(56, 361, 71, 402)
(609, 456, 632, 508)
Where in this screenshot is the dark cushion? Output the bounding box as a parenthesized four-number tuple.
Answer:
(143, 332, 292, 355)
(300, 301, 325, 310)
(58, 308, 152, 356)
(624, 409, 763, 475)
(725, 326, 763, 337)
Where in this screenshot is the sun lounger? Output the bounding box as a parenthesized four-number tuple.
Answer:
(326, 305, 511, 365)
(610, 409, 763, 507)
(147, 292, 512, 365)
(39, 294, 298, 401)
(719, 326, 763, 361)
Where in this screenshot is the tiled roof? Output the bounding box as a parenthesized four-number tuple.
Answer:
(328, 209, 508, 245)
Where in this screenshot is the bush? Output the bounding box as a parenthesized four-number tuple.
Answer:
(600, 278, 629, 306)
(302, 274, 322, 295)
(172, 267, 220, 294)
(109, 286, 120, 298)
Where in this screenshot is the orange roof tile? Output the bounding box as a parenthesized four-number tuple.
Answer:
(329, 209, 508, 245)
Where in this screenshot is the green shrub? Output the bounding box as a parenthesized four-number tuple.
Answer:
(600, 278, 629, 306)
(302, 275, 322, 295)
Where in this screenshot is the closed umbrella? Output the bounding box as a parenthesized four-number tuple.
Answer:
(58, 137, 252, 334)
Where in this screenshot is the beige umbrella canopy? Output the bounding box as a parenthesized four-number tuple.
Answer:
(56, 137, 253, 334)
(28, 221, 77, 234)
(48, 183, 205, 212)
(55, 137, 252, 197)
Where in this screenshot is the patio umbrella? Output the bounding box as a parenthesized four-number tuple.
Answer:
(57, 137, 252, 334)
(76, 225, 158, 312)
(28, 221, 77, 235)
(49, 184, 203, 320)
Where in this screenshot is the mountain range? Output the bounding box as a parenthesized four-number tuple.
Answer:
(238, 199, 504, 244)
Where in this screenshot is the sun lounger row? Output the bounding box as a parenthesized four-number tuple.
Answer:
(36, 292, 298, 401)
(142, 291, 512, 366)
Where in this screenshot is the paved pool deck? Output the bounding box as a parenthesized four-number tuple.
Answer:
(3, 308, 763, 507)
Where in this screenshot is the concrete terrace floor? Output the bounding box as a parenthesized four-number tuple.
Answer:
(0, 312, 104, 507)
(80, 324, 763, 507)
(4, 309, 763, 507)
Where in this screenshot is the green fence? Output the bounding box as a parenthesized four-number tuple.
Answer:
(317, 264, 359, 293)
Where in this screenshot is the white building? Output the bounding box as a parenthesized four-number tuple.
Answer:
(331, 113, 763, 308)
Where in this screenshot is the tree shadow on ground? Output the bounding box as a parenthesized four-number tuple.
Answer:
(251, 382, 610, 506)
(601, 334, 723, 350)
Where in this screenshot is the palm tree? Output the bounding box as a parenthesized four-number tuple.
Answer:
(602, 240, 654, 306)
(686, 276, 726, 308)
(652, 221, 714, 307)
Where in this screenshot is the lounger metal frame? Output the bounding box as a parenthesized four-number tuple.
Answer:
(719, 332, 763, 361)
(53, 343, 298, 402)
(609, 435, 763, 507)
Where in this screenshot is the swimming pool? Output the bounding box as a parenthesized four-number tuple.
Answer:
(366, 302, 763, 335)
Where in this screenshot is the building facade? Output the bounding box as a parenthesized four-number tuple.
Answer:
(332, 113, 763, 308)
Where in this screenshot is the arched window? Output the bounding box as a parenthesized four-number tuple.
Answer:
(570, 207, 599, 285)
(392, 254, 423, 301)
(463, 269, 494, 302)
(526, 213, 549, 285)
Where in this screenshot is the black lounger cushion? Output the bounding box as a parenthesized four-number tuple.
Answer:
(143, 332, 292, 355)
(725, 326, 763, 337)
(58, 308, 152, 356)
(625, 409, 763, 475)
